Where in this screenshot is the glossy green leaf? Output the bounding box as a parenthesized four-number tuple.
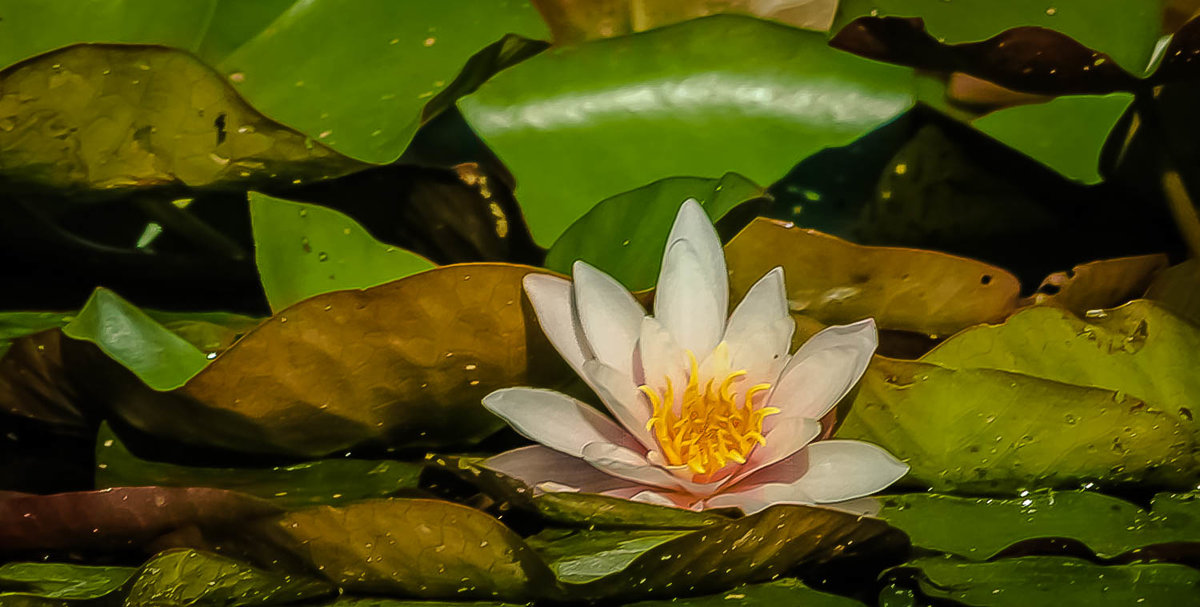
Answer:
(531, 492, 725, 529)
(218, 0, 550, 163)
(971, 94, 1135, 184)
(889, 555, 1200, 606)
(95, 423, 421, 508)
(0, 44, 366, 195)
(526, 529, 692, 584)
(877, 491, 1200, 560)
(922, 301, 1200, 434)
(836, 358, 1200, 493)
(833, 0, 1164, 75)
(251, 193, 435, 312)
(320, 600, 517, 607)
(0, 562, 136, 601)
(627, 578, 865, 606)
(0, 312, 73, 359)
(124, 549, 333, 607)
(460, 14, 917, 245)
(143, 309, 261, 354)
(63, 288, 210, 391)
(543, 173, 765, 291)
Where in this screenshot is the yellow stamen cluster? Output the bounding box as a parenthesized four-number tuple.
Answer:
(639, 352, 778, 475)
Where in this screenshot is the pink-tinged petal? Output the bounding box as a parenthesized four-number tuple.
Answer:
(724, 267, 793, 375)
(766, 319, 877, 430)
(823, 497, 882, 517)
(482, 445, 637, 494)
(629, 490, 699, 510)
(665, 199, 728, 321)
(572, 261, 645, 373)
(582, 360, 655, 448)
(655, 239, 725, 357)
(722, 416, 821, 488)
(702, 487, 813, 515)
(522, 274, 591, 377)
(787, 440, 909, 503)
(636, 317, 689, 392)
(482, 388, 637, 458)
(580, 442, 697, 493)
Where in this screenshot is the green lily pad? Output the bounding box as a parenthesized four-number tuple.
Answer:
(459, 14, 917, 246)
(922, 301, 1200, 433)
(218, 0, 549, 163)
(95, 423, 422, 509)
(0, 562, 136, 601)
(527, 528, 692, 584)
(251, 193, 435, 312)
(1146, 260, 1200, 327)
(124, 549, 333, 607)
(144, 309, 261, 354)
(971, 94, 1135, 184)
(0, 44, 366, 196)
(531, 492, 726, 529)
(887, 555, 1200, 606)
(836, 358, 1200, 493)
(0, 312, 74, 353)
(877, 491, 1200, 560)
(627, 578, 865, 605)
(544, 173, 765, 291)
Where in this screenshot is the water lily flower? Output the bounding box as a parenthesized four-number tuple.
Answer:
(482, 200, 908, 514)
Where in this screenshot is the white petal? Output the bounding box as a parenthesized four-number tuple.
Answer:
(723, 416, 821, 488)
(581, 442, 692, 492)
(482, 445, 637, 494)
(572, 261, 645, 373)
(789, 440, 909, 503)
(723, 267, 794, 378)
(702, 489, 809, 515)
(628, 490, 695, 509)
(665, 199, 728, 320)
(655, 239, 725, 357)
(636, 316, 689, 392)
(767, 319, 877, 429)
(582, 359, 655, 448)
(522, 274, 590, 377)
(482, 388, 637, 458)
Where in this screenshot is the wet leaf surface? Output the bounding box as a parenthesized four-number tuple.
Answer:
(250, 193, 434, 313)
(545, 173, 766, 291)
(1027, 254, 1169, 315)
(0, 562, 136, 600)
(724, 218, 1019, 336)
(877, 491, 1200, 560)
(124, 548, 333, 607)
(0, 487, 280, 553)
(836, 358, 1200, 493)
(66, 265, 572, 456)
(0, 44, 366, 196)
(218, 0, 549, 163)
(95, 423, 422, 509)
(626, 578, 867, 606)
(532, 0, 840, 43)
(530, 492, 726, 530)
(460, 14, 917, 246)
(1145, 259, 1200, 327)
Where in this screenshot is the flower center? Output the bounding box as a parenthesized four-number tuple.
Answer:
(638, 351, 778, 475)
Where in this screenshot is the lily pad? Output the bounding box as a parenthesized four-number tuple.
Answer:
(1026, 254, 1169, 315)
(877, 491, 1200, 560)
(0, 328, 84, 429)
(0, 562, 136, 601)
(218, 0, 550, 163)
(836, 358, 1200, 493)
(626, 578, 866, 606)
(544, 173, 766, 291)
(922, 301, 1200, 432)
(724, 218, 1020, 336)
(459, 14, 917, 245)
(887, 555, 1200, 606)
(531, 492, 726, 529)
(95, 423, 422, 509)
(65, 265, 571, 456)
(250, 193, 434, 312)
(124, 549, 333, 607)
(1145, 259, 1200, 327)
(0, 44, 366, 196)
(971, 94, 1136, 184)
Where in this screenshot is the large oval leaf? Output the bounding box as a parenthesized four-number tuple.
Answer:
(124, 549, 333, 607)
(459, 14, 917, 245)
(724, 218, 1020, 336)
(1026, 254, 1168, 315)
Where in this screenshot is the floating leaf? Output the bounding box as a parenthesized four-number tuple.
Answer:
(1146, 259, 1200, 327)
(724, 218, 1019, 336)
(65, 265, 571, 456)
(460, 14, 917, 245)
(95, 423, 422, 509)
(0, 44, 366, 196)
(544, 173, 766, 291)
(250, 193, 434, 312)
(532, 0, 840, 43)
(1026, 254, 1169, 315)
(0, 328, 83, 429)
(144, 309, 261, 354)
(0, 562, 136, 601)
(124, 549, 333, 607)
(836, 358, 1200, 493)
(922, 301, 1200, 433)
(877, 491, 1200, 560)
(528, 528, 692, 584)
(971, 94, 1135, 184)
(887, 555, 1200, 606)
(531, 492, 725, 530)
(626, 578, 865, 606)
(0, 487, 279, 553)
(219, 0, 550, 163)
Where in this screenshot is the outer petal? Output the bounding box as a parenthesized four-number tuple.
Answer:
(766, 319, 877, 430)
(482, 388, 638, 458)
(522, 274, 591, 378)
(482, 445, 638, 494)
(724, 267, 793, 370)
(655, 239, 725, 357)
(580, 442, 714, 495)
(582, 359, 655, 448)
(665, 199, 728, 320)
(572, 261, 645, 374)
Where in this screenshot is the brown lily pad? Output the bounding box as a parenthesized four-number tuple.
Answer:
(1025, 254, 1169, 315)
